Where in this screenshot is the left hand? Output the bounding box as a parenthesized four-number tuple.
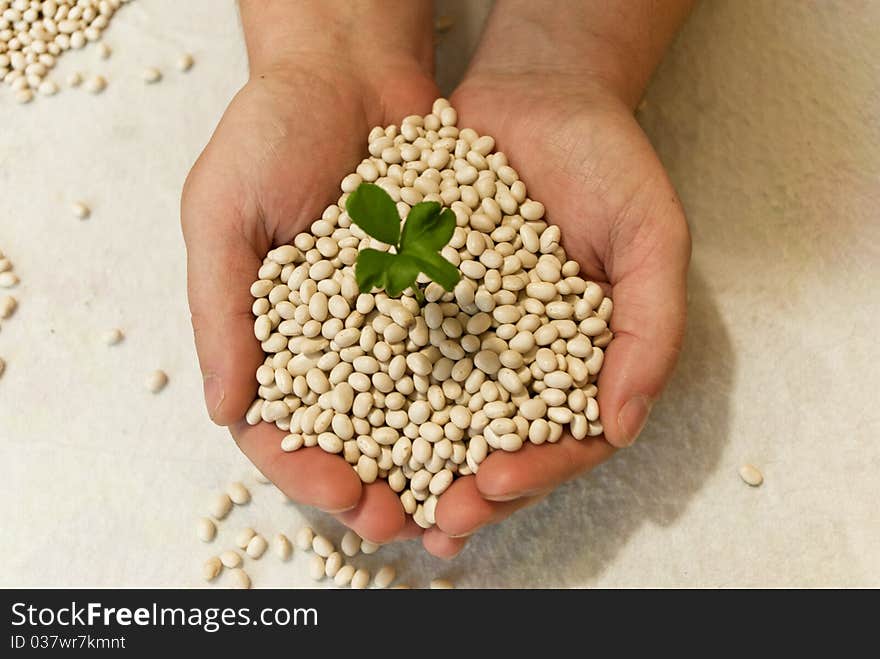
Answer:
(420, 73, 691, 558)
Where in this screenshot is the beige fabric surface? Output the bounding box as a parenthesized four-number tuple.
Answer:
(1, 0, 877, 587)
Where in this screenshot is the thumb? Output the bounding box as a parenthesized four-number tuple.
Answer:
(598, 199, 691, 447)
(181, 161, 268, 426)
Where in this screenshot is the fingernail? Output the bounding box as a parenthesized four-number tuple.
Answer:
(203, 374, 224, 421)
(324, 503, 359, 514)
(617, 395, 652, 446)
(483, 488, 541, 502)
(482, 493, 521, 502)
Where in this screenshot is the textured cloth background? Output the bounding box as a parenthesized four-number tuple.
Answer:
(1, 0, 877, 586)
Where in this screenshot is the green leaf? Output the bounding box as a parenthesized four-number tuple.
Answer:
(345, 183, 401, 246)
(399, 201, 439, 249)
(385, 253, 421, 297)
(405, 246, 461, 292)
(400, 204, 456, 252)
(355, 248, 394, 293)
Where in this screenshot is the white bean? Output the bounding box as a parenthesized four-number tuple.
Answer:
(428, 469, 454, 495)
(71, 201, 90, 219)
(177, 53, 195, 71)
(373, 565, 396, 589)
(208, 493, 232, 520)
(101, 328, 123, 345)
(142, 66, 161, 83)
(308, 554, 326, 581)
(227, 481, 250, 505)
(295, 526, 315, 550)
(196, 517, 216, 542)
(324, 551, 343, 577)
(739, 464, 764, 487)
(312, 534, 334, 557)
(220, 550, 242, 568)
(360, 539, 380, 554)
(246, 534, 268, 559)
(145, 370, 168, 393)
(235, 527, 256, 549)
(272, 533, 293, 561)
(341, 530, 361, 557)
(229, 568, 251, 589)
(334, 564, 356, 586)
(351, 568, 371, 589)
(85, 74, 106, 93)
(202, 556, 222, 581)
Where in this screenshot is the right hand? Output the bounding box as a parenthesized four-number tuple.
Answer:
(181, 55, 439, 543)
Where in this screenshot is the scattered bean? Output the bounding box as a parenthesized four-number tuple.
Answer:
(1, 296, 17, 319)
(308, 554, 325, 581)
(229, 568, 250, 589)
(208, 493, 232, 520)
(145, 369, 168, 393)
(235, 527, 256, 549)
(224, 482, 249, 506)
(334, 564, 355, 586)
(373, 565, 396, 589)
(341, 530, 361, 557)
(312, 534, 334, 558)
(220, 550, 242, 569)
(202, 556, 222, 581)
(142, 67, 161, 83)
(295, 526, 314, 550)
(351, 568, 370, 589)
(245, 534, 268, 559)
(739, 464, 764, 487)
(71, 201, 90, 219)
(360, 539, 380, 555)
(177, 53, 194, 72)
(85, 74, 106, 93)
(324, 551, 343, 577)
(196, 517, 216, 542)
(101, 328, 123, 345)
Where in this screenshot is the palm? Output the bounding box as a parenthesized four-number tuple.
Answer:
(182, 65, 440, 543)
(416, 79, 691, 554)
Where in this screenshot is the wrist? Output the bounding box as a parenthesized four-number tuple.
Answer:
(239, 0, 434, 84)
(463, 0, 694, 110)
(463, 41, 642, 112)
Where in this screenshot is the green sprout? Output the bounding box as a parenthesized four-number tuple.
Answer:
(345, 182, 460, 301)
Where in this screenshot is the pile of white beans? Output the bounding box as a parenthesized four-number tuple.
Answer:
(0, 0, 132, 103)
(248, 98, 613, 528)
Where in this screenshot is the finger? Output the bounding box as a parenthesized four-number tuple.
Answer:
(422, 527, 469, 559)
(434, 475, 552, 537)
(334, 482, 407, 544)
(395, 517, 426, 541)
(231, 420, 361, 513)
(600, 202, 690, 447)
(475, 436, 616, 502)
(181, 157, 268, 426)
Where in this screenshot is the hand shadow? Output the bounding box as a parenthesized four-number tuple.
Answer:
(299, 267, 733, 587)
(436, 267, 733, 586)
